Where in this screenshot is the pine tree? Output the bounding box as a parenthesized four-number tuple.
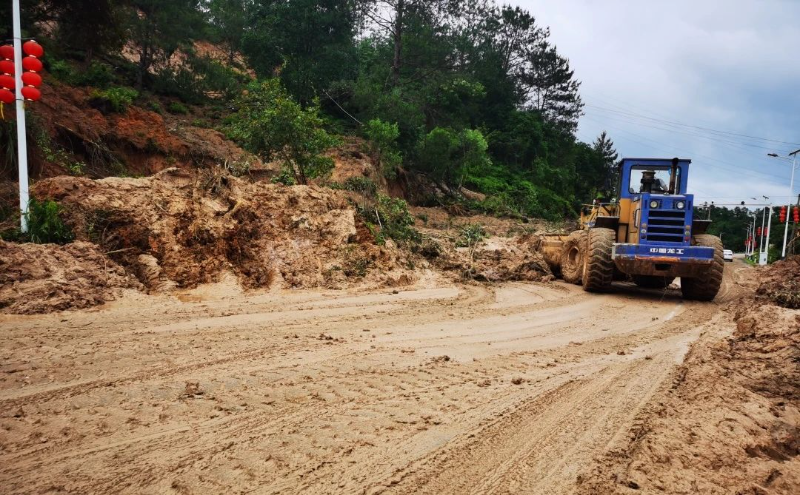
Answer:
(593, 131, 619, 196)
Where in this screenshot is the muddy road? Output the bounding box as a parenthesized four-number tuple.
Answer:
(0, 263, 751, 494)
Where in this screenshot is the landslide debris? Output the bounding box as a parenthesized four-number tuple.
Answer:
(579, 280, 800, 494)
(0, 240, 140, 314)
(30, 168, 419, 294)
(757, 255, 800, 308)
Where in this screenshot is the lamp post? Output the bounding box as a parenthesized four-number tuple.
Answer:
(768, 149, 800, 259)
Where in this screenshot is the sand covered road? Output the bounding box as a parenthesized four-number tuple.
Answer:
(0, 264, 750, 494)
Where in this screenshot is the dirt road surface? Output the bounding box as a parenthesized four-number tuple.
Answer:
(0, 263, 751, 494)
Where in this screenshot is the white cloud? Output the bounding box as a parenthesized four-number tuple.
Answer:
(513, 0, 800, 205)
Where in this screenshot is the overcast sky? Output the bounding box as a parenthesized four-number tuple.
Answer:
(514, 0, 800, 206)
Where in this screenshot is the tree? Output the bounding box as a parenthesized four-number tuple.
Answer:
(519, 44, 584, 132)
(593, 131, 618, 196)
(48, 0, 126, 63)
(415, 127, 490, 189)
(125, 0, 205, 89)
(243, 0, 357, 105)
(363, 118, 402, 178)
(227, 79, 339, 184)
(205, 0, 251, 64)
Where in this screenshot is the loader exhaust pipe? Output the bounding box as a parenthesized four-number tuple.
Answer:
(668, 157, 679, 194)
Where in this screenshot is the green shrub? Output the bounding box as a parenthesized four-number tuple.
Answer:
(24, 198, 74, 244)
(343, 176, 377, 196)
(90, 87, 138, 113)
(49, 60, 115, 88)
(167, 101, 189, 115)
(227, 79, 338, 185)
(48, 60, 75, 83)
(147, 100, 164, 114)
(363, 118, 402, 179)
(77, 62, 116, 88)
(360, 194, 420, 245)
(455, 223, 487, 248)
(271, 169, 296, 186)
(415, 127, 490, 189)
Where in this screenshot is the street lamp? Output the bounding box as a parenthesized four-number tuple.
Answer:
(767, 149, 800, 259)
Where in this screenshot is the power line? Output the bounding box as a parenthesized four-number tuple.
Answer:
(581, 114, 791, 183)
(587, 105, 789, 153)
(583, 103, 800, 147)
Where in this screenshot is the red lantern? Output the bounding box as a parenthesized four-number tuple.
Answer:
(22, 56, 42, 72)
(780, 206, 787, 223)
(0, 88, 13, 104)
(22, 40, 43, 58)
(21, 72, 41, 87)
(756, 227, 761, 237)
(0, 60, 15, 75)
(794, 207, 799, 223)
(20, 86, 40, 101)
(0, 74, 14, 89)
(0, 45, 13, 60)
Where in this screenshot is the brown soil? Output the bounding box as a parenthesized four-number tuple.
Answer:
(9, 83, 263, 181)
(756, 255, 800, 308)
(0, 256, 768, 495)
(0, 240, 140, 314)
(26, 169, 419, 299)
(578, 270, 800, 494)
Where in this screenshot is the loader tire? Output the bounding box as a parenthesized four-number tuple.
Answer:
(582, 228, 615, 292)
(560, 230, 586, 284)
(681, 234, 724, 301)
(633, 275, 675, 289)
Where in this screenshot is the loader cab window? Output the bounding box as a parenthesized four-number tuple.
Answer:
(628, 166, 681, 194)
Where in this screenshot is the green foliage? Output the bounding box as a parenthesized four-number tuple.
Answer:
(147, 100, 164, 114)
(23, 198, 75, 245)
(242, 0, 357, 105)
(362, 194, 421, 245)
(167, 101, 190, 115)
(227, 79, 338, 184)
(90, 87, 139, 113)
(456, 224, 487, 248)
(343, 176, 377, 196)
(152, 56, 245, 103)
(271, 169, 296, 186)
(48, 59, 116, 88)
(415, 127, 491, 189)
(363, 119, 402, 179)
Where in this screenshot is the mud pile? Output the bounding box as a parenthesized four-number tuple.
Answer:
(424, 234, 551, 282)
(0, 240, 140, 314)
(580, 299, 800, 494)
(31, 169, 419, 294)
(757, 255, 800, 308)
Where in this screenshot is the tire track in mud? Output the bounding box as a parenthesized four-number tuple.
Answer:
(0, 270, 741, 494)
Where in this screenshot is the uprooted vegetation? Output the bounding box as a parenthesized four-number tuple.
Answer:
(28, 169, 419, 294)
(756, 255, 800, 309)
(0, 166, 559, 314)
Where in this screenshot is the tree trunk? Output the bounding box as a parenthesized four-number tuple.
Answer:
(391, 0, 405, 86)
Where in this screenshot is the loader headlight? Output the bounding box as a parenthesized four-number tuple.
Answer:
(649, 200, 660, 209)
(675, 200, 686, 209)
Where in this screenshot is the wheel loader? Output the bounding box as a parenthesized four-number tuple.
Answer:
(540, 157, 724, 301)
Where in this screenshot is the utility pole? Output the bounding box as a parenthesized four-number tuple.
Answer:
(768, 149, 800, 259)
(763, 204, 773, 265)
(759, 205, 767, 256)
(12, 0, 29, 232)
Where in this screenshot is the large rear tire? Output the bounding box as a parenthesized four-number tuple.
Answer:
(582, 228, 615, 292)
(560, 230, 586, 284)
(633, 275, 675, 289)
(681, 234, 724, 301)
